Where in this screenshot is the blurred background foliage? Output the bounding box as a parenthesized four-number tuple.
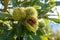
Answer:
(0, 0, 60, 40)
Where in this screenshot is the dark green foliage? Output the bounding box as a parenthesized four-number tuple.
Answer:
(0, 0, 60, 40)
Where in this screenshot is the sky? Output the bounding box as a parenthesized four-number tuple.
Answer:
(55, 0, 60, 1)
(49, 21, 60, 33)
(48, 5, 60, 33)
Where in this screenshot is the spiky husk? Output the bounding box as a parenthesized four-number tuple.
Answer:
(12, 7, 38, 33)
(13, 7, 26, 21)
(23, 7, 38, 33)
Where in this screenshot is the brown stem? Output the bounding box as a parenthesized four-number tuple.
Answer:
(4, 0, 9, 12)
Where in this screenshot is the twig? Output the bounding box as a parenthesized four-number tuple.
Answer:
(4, 0, 9, 12)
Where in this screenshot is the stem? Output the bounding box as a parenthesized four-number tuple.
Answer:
(4, 0, 9, 12)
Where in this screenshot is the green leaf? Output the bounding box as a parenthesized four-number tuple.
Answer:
(32, 35, 41, 40)
(24, 31, 41, 40)
(10, 0, 17, 7)
(49, 10, 54, 13)
(36, 28, 44, 36)
(43, 19, 49, 27)
(49, 18, 60, 23)
(24, 34, 33, 40)
(16, 24, 26, 38)
(45, 0, 49, 3)
(39, 22, 45, 28)
(0, 12, 12, 21)
(49, 0, 54, 3)
(0, 23, 8, 36)
(0, 30, 15, 40)
(0, 22, 15, 40)
(36, 22, 45, 36)
(40, 35, 48, 40)
(56, 10, 60, 18)
(12, 22, 26, 40)
(37, 2, 55, 18)
(55, 2, 60, 6)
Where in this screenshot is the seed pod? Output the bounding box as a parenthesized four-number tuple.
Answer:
(26, 7, 38, 17)
(23, 21, 36, 33)
(12, 7, 26, 21)
(12, 7, 38, 33)
(23, 7, 38, 33)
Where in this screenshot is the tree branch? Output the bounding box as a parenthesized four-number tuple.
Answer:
(4, 0, 9, 12)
